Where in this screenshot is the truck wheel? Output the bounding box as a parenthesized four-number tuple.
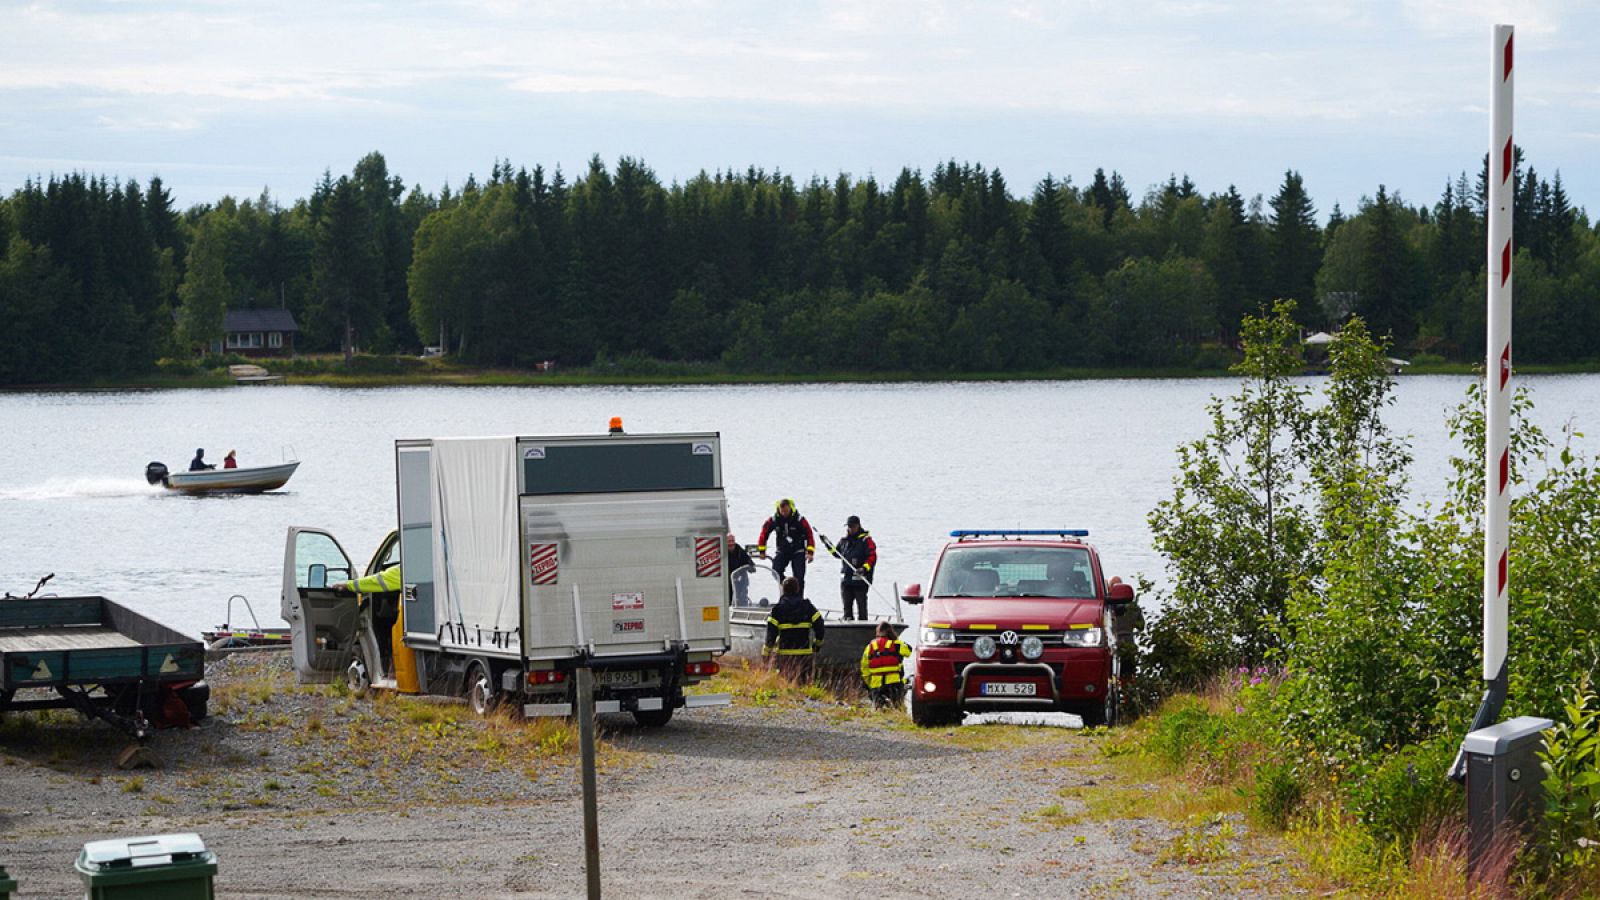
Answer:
(1081, 683, 1119, 728)
(911, 697, 958, 728)
(632, 707, 673, 728)
(345, 655, 372, 696)
(466, 661, 498, 716)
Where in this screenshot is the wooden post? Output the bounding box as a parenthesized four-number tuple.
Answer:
(576, 666, 601, 899)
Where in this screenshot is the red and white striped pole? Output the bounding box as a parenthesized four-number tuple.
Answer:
(1484, 24, 1513, 689)
(1451, 24, 1515, 786)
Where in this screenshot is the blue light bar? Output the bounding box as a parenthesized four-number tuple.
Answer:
(950, 529, 1089, 539)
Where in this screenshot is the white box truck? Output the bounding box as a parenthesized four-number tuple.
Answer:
(280, 428, 731, 726)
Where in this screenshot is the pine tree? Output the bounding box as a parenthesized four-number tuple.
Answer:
(1268, 171, 1321, 324)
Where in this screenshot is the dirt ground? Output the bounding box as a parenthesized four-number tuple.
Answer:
(0, 653, 1303, 898)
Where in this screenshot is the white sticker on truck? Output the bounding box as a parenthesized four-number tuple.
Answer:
(612, 592, 645, 611)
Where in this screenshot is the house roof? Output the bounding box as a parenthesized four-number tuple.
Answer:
(1304, 331, 1336, 345)
(224, 309, 299, 333)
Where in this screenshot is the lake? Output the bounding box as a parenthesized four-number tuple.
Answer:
(3, 375, 1598, 636)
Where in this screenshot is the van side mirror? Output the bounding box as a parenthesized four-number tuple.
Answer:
(901, 584, 923, 606)
(308, 563, 328, 589)
(1107, 582, 1135, 606)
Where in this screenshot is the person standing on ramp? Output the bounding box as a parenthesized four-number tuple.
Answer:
(756, 498, 815, 595)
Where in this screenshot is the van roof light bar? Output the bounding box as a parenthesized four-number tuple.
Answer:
(950, 529, 1089, 540)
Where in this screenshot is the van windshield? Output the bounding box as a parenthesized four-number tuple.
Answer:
(931, 546, 1095, 598)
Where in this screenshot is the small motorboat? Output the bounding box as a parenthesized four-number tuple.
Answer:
(727, 559, 908, 670)
(145, 460, 300, 494)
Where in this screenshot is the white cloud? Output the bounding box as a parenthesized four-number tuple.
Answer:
(1401, 0, 1568, 35)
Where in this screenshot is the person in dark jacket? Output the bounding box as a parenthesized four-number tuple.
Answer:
(189, 448, 215, 471)
(763, 576, 825, 680)
(756, 498, 815, 595)
(831, 515, 878, 621)
(727, 533, 755, 606)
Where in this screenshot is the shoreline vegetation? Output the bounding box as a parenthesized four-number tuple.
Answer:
(5, 152, 1598, 389)
(8, 355, 1599, 391)
(1127, 303, 1600, 895)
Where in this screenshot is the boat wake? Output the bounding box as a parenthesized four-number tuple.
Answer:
(0, 477, 162, 501)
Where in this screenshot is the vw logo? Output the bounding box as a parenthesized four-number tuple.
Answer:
(999, 630, 1019, 645)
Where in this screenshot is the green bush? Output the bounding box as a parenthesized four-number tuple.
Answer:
(155, 357, 199, 376)
(1187, 344, 1237, 371)
(1537, 681, 1600, 881)
(339, 354, 425, 375)
(271, 357, 336, 375)
(1344, 734, 1461, 851)
(198, 352, 249, 370)
(1252, 760, 1305, 831)
(1146, 697, 1231, 769)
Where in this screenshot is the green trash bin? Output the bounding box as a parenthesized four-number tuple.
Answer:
(0, 863, 17, 899)
(74, 833, 216, 900)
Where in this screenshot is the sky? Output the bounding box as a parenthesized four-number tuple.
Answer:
(1, 0, 1596, 218)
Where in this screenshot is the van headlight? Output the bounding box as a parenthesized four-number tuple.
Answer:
(1060, 627, 1103, 647)
(973, 635, 997, 660)
(1021, 636, 1044, 659)
(920, 627, 956, 646)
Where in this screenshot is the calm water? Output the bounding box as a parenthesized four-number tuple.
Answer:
(3, 375, 1598, 636)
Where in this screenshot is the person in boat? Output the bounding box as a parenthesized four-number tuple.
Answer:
(763, 576, 824, 680)
(189, 448, 216, 471)
(756, 498, 814, 596)
(223, 450, 238, 470)
(727, 533, 755, 607)
(830, 515, 877, 621)
(860, 621, 911, 709)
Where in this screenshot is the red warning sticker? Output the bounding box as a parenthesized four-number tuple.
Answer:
(694, 536, 721, 578)
(530, 543, 559, 585)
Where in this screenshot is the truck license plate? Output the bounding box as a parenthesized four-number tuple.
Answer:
(596, 670, 641, 687)
(981, 682, 1036, 696)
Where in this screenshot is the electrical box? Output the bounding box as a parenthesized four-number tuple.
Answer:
(1463, 716, 1552, 874)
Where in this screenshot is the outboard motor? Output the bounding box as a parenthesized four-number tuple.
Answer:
(145, 461, 169, 485)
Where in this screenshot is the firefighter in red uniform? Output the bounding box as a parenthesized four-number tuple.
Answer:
(860, 621, 911, 709)
(756, 498, 815, 596)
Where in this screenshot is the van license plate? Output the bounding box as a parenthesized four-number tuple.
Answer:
(981, 682, 1036, 696)
(596, 670, 640, 687)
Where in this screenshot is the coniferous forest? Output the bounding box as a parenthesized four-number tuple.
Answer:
(1, 151, 1597, 384)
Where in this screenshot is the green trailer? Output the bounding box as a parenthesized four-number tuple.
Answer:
(0, 595, 207, 739)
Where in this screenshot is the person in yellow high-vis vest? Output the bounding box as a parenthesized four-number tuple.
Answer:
(333, 565, 402, 594)
(860, 621, 911, 709)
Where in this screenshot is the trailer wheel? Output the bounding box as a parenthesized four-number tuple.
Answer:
(631, 707, 673, 728)
(465, 661, 498, 716)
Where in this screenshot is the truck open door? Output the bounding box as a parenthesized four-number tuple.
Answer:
(281, 527, 359, 684)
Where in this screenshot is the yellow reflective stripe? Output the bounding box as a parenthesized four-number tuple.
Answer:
(774, 622, 813, 630)
(810, 612, 822, 623)
(1021, 624, 1049, 631)
(774, 648, 815, 655)
(926, 623, 950, 629)
(968, 624, 996, 631)
(1068, 623, 1094, 630)
(866, 665, 902, 674)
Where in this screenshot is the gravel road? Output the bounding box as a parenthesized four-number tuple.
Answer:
(0, 654, 1301, 897)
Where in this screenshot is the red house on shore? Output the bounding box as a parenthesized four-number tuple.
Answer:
(213, 309, 299, 358)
